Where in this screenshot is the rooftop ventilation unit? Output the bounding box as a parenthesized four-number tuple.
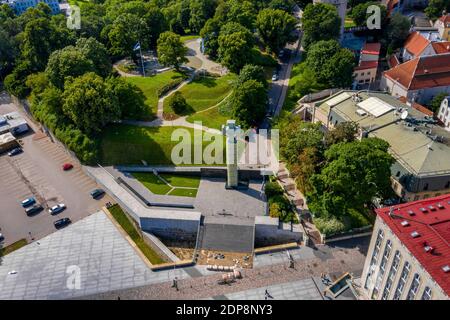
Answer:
(401, 220, 410, 227)
(424, 245, 433, 253)
(420, 207, 428, 213)
(407, 210, 415, 216)
(437, 203, 444, 209)
(411, 231, 420, 238)
(443, 265, 450, 273)
(428, 205, 436, 211)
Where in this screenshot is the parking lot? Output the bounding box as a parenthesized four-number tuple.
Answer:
(0, 93, 112, 247)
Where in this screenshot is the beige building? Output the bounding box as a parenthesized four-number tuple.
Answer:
(312, 90, 450, 202)
(435, 14, 450, 41)
(360, 194, 450, 300)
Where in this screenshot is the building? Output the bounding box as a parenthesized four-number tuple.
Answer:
(353, 43, 381, 87)
(402, 32, 438, 61)
(0, 132, 19, 153)
(435, 14, 450, 41)
(312, 90, 450, 201)
(381, 53, 450, 104)
(437, 96, 450, 131)
(0, 112, 29, 136)
(2, 0, 60, 15)
(360, 194, 450, 300)
(313, 0, 347, 39)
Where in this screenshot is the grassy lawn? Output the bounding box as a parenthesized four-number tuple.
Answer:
(126, 70, 185, 117)
(160, 173, 200, 188)
(181, 35, 200, 42)
(168, 188, 198, 197)
(163, 74, 236, 118)
(108, 204, 165, 264)
(0, 239, 27, 257)
(99, 124, 225, 165)
(132, 172, 200, 197)
(131, 172, 172, 195)
(186, 95, 231, 130)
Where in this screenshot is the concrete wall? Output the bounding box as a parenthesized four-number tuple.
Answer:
(254, 216, 303, 247)
(140, 216, 199, 242)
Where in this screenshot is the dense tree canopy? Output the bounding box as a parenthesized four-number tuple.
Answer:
(350, 2, 387, 28)
(384, 13, 411, 51)
(157, 31, 188, 70)
(425, 0, 450, 21)
(256, 8, 297, 54)
(301, 3, 340, 49)
(230, 79, 267, 128)
(189, 0, 217, 33)
(235, 64, 268, 89)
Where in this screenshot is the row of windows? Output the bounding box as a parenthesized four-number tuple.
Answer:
(366, 229, 434, 300)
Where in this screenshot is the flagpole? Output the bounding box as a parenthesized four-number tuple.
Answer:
(139, 41, 145, 77)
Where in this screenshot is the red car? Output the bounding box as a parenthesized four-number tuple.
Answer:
(62, 163, 73, 171)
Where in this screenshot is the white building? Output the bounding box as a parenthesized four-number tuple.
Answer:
(2, 0, 60, 15)
(437, 96, 450, 131)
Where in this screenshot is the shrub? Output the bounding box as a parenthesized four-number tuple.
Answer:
(268, 195, 298, 223)
(265, 181, 283, 198)
(157, 77, 186, 97)
(313, 216, 346, 236)
(167, 91, 188, 114)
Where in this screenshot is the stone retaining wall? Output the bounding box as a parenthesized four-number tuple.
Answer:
(254, 216, 303, 247)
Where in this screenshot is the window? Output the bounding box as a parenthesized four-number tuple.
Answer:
(381, 251, 401, 300)
(406, 274, 421, 300)
(423, 183, 429, 191)
(421, 287, 432, 300)
(396, 171, 401, 177)
(445, 181, 450, 189)
(393, 261, 411, 300)
(372, 240, 392, 299)
(365, 229, 384, 289)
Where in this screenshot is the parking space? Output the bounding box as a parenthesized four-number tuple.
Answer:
(0, 96, 112, 247)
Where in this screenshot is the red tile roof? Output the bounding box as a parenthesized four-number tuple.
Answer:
(384, 53, 450, 90)
(432, 42, 450, 54)
(354, 60, 378, 71)
(438, 14, 450, 26)
(388, 55, 400, 68)
(376, 194, 450, 296)
(362, 42, 381, 55)
(404, 32, 431, 57)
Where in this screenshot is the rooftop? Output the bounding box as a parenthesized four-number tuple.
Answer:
(384, 53, 450, 90)
(0, 111, 27, 133)
(431, 41, 450, 54)
(376, 194, 450, 297)
(354, 60, 378, 71)
(317, 91, 450, 177)
(361, 42, 381, 55)
(404, 32, 432, 57)
(438, 14, 450, 26)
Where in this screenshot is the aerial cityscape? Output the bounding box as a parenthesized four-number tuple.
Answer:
(0, 0, 449, 305)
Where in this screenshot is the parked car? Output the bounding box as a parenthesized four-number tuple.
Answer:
(54, 218, 71, 229)
(48, 203, 66, 215)
(271, 72, 279, 81)
(21, 197, 36, 208)
(8, 147, 22, 156)
(90, 188, 105, 199)
(62, 163, 73, 171)
(25, 204, 43, 216)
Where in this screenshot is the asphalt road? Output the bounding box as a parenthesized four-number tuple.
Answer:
(0, 93, 112, 247)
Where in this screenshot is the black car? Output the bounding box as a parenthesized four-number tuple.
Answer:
(25, 204, 43, 216)
(54, 218, 71, 229)
(8, 147, 23, 156)
(90, 188, 105, 199)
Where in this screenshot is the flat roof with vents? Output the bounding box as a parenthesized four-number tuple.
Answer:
(376, 194, 450, 296)
(357, 97, 395, 118)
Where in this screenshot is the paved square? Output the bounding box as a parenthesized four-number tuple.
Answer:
(0, 211, 189, 300)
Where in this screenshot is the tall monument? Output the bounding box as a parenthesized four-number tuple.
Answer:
(222, 120, 240, 188)
(313, 0, 348, 39)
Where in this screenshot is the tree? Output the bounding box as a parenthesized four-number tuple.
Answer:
(4, 61, 33, 98)
(0, 26, 17, 75)
(269, 0, 296, 12)
(230, 79, 267, 128)
(143, 7, 168, 48)
(218, 22, 254, 73)
(350, 2, 387, 28)
(79, 3, 106, 40)
(324, 121, 359, 146)
(294, 0, 313, 9)
(307, 138, 395, 219)
(157, 31, 188, 70)
(301, 3, 340, 49)
(256, 8, 297, 54)
(62, 72, 120, 134)
(425, 0, 450, 21)
(106, 76, 147, 119)
(45, 46, 95, 88)
(306, 39, 355, 88)
(235, 64, 268, 89)
(167, 91, 189, 114)
(76, 37, 112, 78)
(200, 18, 221, 59)
(189, 0, 217, 33)
(428, 92, 448, 114)
(289, 146, 320, 194)
(227, 0, 257, 30)
(277, 118, 324, 166)
(385, 13, 411, 51)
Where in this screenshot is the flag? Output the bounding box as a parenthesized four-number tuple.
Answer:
(133, 42, 141, 51)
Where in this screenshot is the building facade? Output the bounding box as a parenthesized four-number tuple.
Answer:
(360, 195, 450, 300)
(435, 14, 450, 41)
(437, 96, 450, 131)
